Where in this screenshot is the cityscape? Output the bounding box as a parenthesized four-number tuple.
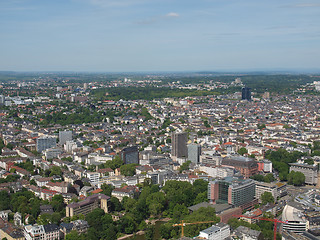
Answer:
(0, 72, 320, 240)
(1, 0, 320, 240)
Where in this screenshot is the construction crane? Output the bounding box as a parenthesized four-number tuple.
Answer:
(233, 214, 288, 240)
(172, 220, 217, 238)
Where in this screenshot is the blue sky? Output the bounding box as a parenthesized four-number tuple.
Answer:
(1, 0, 320, 72)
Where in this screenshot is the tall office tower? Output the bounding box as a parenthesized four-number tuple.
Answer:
(59, 130, 73, 145)
(36, 136, 57, 153)
(172, 132, 188, 158)
(121, 146, 139, 164)
(0, 95, 4, 105)
(187, 144, 201, 164)
(242, 87, 251, 101)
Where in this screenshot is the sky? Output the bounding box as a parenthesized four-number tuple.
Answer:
(0, 0, 320, 72)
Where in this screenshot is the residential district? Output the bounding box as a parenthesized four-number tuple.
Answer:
(1, 73, 320, 240)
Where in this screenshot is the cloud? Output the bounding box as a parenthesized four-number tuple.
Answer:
(135, 12, 180, 25)
(165, 12, 180, 18)
(282, 3, 320, 8)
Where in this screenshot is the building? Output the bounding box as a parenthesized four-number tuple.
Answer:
(24, 225, 45, 240)
(59, 130, 72, 145)
(255, 181, 287, 201)
(86, 172, 100, 184)
(0, 217, 24, 240)
(24, 224, 59, 240)
(172, 132, 188, 159)
(44, 147, 62, 160)
(221, 156, 258, 178)
(121, 146, 139, 165)
(208, 177, 256, 209)
(198, 222, 230, 240)
(65, 194, 110, 217)
(241, 87, 251, 101)
(282, 204, 309, 233)
(0, 95, 5, 105)
(36, 136, 57, 153)
(199, 165, 234, 179)
(233, 226, 263, 240)
(289, 163, 318, 185)
(60, 220, 89, 239)
(187, 144, 201, 164)
(257, 159, 272, 173)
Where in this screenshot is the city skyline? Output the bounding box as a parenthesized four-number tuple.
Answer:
(1, 0, 320, 72)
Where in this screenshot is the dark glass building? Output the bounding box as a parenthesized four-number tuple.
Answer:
(121, 146, 139, 165)
(242, 87, 251, 101)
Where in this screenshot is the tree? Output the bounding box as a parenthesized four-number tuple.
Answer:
(261, 192, 274, 205)
(179, 161, 191, 173)
(288, 171, 305, 186)
(120, 163, 137, 176)
(109, 197, 122, 212)
(237, 147, 248, 155)
(85, 208, 105, 231)
(101, 184, 114, 196)
(146, 192, 166, 216)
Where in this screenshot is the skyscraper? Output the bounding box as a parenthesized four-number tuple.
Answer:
(172, 132, 188, 158)
(187, 144, 201, 164)
(242, 87, 251, 101)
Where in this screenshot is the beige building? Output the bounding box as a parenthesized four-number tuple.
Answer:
(66, 194, 110, 217)
(255, 181, 287, 201)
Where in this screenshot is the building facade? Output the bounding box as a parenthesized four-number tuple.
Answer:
(242, 87, 251, 101)
(282, 204, 309, 233)
(59, 130, 72, 145)
(208, 177, 256, 208)
(255, 181, 287, 201)
(187, 144, 201, 164)
(36, 136, 57, 153)
(221, 156, 258, 179)
(121, 146, 139, 165)
(289, 163, 318, 185)
(171, 132, 188, 159)
(66, 194, 110, 217)
(198, 223, 230, 240)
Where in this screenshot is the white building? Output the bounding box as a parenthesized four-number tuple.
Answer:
(263, 160, 272, 173)
(282, 204, 309, 233)
(199, 165, 234, 179)
(86, 172, 100, 184)
(198, 223, 230, 240)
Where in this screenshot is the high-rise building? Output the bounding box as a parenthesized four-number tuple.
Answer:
(172, 132, 188, 158)
(0, 95, 5, 105)
(59, 130, 72, 145)
(187, 144, 201, 164)
(36, 136, 57, 153)
(242, 87, 251, 101)
(121, 146, 139, 165)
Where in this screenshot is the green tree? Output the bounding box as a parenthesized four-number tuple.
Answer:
(101, 184, 114, 196)
(179, 161, 191, 173)
(120, 163, 137, 176)
(261, 192, 274, 205)
(237, 147, 248, 155)
(288, 171, 305, 186)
